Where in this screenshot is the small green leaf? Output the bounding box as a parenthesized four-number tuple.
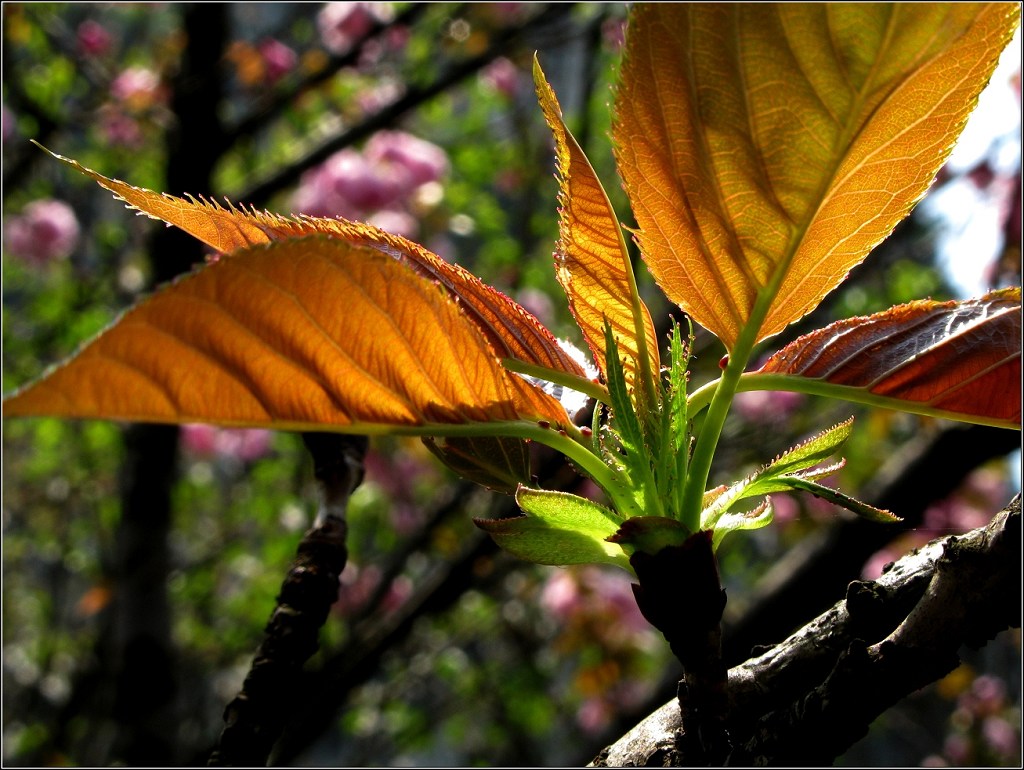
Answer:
(601, 322, 663, 518)
(712, 498, 774, 550)
(603, 322, 645, 458)
(779, 478, 901, 523)
(657, 319, 692, 518)
(473, 486, 630, 569)
(760, 417, 853, 477)
(701, 419, 854, 529)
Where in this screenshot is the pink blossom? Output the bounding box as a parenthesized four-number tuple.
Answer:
(861, 545, 901, 580)
(333, 563, 410, 617)
(602, 17, 628, 52)
(541, 566, 649, 640)
(480, 57, 521, 98)
(318, 2, 392, 55)
(732, 389, 805, 423)
(258, 38, 297, 85)
(98, 106, 144, 148)
(77, 19, 113, 57)
(4, 199, 80, 265)
(576, 697, 613, 734)
(291, 133, 447, 230)
(366, 208, 418, 239)
(943, 733, 971, 765)
(365, 131, 449, 187)
(515, 288, 555, 327)
(110, 66, 165, 111)
(354, 79, 404, 114)
(181, 424, 272, 463)
(981, 715, 1019, 757)
(769, 492, 800, 526)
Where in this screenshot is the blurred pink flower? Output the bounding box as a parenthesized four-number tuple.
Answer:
(4, 199, 80, 265)
(98, 105, 144, 148)
(181, 424, 272, 462)
(981, 715, 1018, 757)
(366, 208, 418, 239)
(861, 545, 901, 581)
(576, 697, 613, 734)
(318, 2, 393, 55)
(480, 57, 521, 98)
(962, 674, 1007, 716)
(311, 148, 403, 215)
(110, 66, 166, 111)
(515, 287, 555, 327)
(541, 566, 649, 640)
(291, 132, 447, 238)
(732, 388, 805, 423)
(602, 17, 628, 52)
(365, 130, 449, 187)
(258, 38, 297, 84)
(77, 19, 113, 57)
(943, 733, 971, 765)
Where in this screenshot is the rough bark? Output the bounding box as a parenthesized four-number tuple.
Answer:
(594, 494, 1021, 766)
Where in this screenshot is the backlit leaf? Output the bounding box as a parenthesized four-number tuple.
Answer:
(474, 486, 629, 568)
(37, 145, 589, 381)
(614, 4, 1020, 351)
(3, 236, 570, 432)
(753, 289, 1022, 429)
(422, 435, 530, 494)
(534, 59, 660, 395)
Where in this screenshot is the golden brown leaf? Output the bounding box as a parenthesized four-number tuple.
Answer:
(534, 59, 660, 394)
(37, 146, 589, 380)
(614, 4, 1020, 351)
(3, 237, 571, 431)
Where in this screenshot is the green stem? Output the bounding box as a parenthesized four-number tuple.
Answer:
(679, 353, 748, 533)
(528, 422, 644, 518)
(687, 376, 722, 417)
(501, 358, 609, 404)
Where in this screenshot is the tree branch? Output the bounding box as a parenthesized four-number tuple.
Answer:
(208, 433, 368, 767)
(594, 494, 1021, 766)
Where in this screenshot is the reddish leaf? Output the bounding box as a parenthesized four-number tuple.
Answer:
(756, 289, 1022, 428)
(3, 237, 571, 431)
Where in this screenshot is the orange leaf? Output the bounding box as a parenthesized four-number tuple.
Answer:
(3, 236, 571, 431)
(534, 59, 660, 395)
(37, 146, 589, 381)
(756, 289, 1022, 429)
(614, 4, 1020, 352)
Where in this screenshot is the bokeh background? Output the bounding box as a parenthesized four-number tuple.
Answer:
(2, 3, 1020, 766)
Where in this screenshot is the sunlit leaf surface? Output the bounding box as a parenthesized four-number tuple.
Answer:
(756, 289, 1022, 428)
(534, 61, 659, 391)
(3, 237, 571, 431)
(37, 146, 589, 380)
(614, 4, 1020, 350)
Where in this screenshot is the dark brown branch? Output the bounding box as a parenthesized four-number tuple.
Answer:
(630, 531, 731, 763)
(208, 433, 368, 767)
(594, 494, 1021, 766)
